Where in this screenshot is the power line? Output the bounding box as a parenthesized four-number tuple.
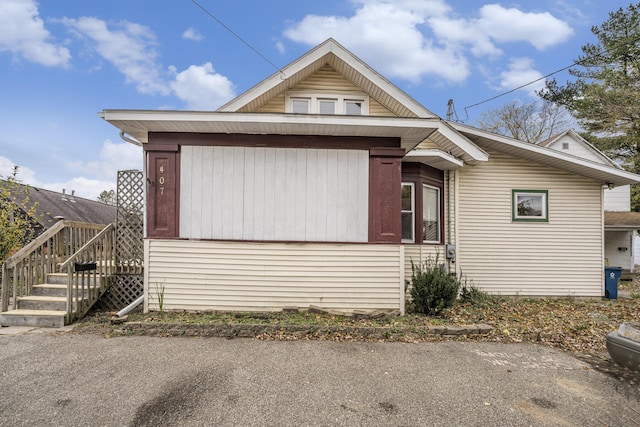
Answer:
(191, 0, 285, 77)
(463, 31, 640, 117)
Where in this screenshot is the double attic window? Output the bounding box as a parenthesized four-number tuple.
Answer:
(287, 92, 369, 116)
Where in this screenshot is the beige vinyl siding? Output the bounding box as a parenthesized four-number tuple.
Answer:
(457, 151, 603, 296)
(180, 146, 369, 242)
(403, 245, 445, 281)
(146, 240, 404, 313)
(255, 65, 396, 116)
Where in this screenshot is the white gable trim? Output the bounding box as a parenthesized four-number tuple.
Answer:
(218, 39, 437, 119)
(541, 129, 620, 169)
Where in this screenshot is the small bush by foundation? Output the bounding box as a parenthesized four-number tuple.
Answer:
(410, 255, 460, 315)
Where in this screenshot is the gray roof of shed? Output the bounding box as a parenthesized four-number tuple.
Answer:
(7, 183, 116, 230)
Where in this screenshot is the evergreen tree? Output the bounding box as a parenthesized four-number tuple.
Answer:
(539, 3, 640, 209)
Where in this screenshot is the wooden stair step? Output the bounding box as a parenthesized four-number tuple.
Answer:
(0, 309, 67, 328)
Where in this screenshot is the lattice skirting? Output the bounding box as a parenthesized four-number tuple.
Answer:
(96, 273, 144, 312)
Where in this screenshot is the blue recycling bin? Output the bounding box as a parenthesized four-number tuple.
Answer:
(604, 267, 622, 299)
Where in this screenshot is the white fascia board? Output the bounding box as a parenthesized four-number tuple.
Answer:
(99, 110, 442, 143)
(326, 41, 436, 119)
(218, 43, 334, 112)
(450, 122, 640, 186)
(436, 121, 489, 162)
(403, 149, 464, 170)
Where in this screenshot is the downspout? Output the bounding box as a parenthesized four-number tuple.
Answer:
(119, 130, 142, 147)
(116, 295, 144, 317)
(447, 169, 455, 272)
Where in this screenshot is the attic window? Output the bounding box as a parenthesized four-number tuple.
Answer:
(292, 98, 310, 114)
(287, 92, 369, 115)
(562, 142, 570, 149)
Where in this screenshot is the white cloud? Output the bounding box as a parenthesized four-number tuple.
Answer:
(283, 0, 573, 84)
(0, 0, 70, 67)
(0, 156, 37, 182)
(61, 17, 170, 95)
(169, 63, 236, 110)
(67, 139, 143, 181)
(476, 4, 574, 50)
(1, 140, 143, 200)
(284, 0, 468, 83)
(40, 177, 117, 201)
(182, 27, 203, 41)
(497, 57, 545, 96)
(1, 155, 110, 200)
(59, 17, 236, 109)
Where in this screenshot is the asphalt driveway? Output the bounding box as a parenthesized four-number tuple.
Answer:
(0, 331, 638, 426)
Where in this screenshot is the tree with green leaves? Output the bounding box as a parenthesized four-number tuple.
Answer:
(97, 189, 116, 206)
(0, 167, 39, 262)
(538, 3, 640, 172)
(475, 99, 570, 143)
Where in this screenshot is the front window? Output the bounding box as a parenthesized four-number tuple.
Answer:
(512, 190, 548, 222)
(401, 183, 414, 242)
(423, 185, 440, 242)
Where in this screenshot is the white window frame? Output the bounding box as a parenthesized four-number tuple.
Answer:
(286, 91, 369, 115)
(401, 182, 415, 243)
(422, 184, 441, 243)
(512, 190, 548, 222)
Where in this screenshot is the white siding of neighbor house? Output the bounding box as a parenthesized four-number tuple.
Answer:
(547, 136, 608, 165)
(604, 230, 634, 271)
(180, 146, 369, 242)
(145, 240, 404, 313)
(255, 65, 396, 117)
(604, 185, 631, 211)
(457, 151, 604, 296)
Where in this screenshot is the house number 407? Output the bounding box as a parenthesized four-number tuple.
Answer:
(158, 164, 166, 195)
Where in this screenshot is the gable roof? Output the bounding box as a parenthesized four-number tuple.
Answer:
(7, 183, 116, 230)
(100, 39, 488, 165)
(538, 129, 620, 169)
(218, 38, 437, 119)
(449, 122, 640, 187)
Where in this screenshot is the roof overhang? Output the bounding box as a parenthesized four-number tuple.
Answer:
(605, 211, 640, 230)
(449, 122, 640, 187)
(403, 149, 464, 170)
(99, 110, 489, 164)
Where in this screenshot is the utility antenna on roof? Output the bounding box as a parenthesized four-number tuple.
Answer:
(446, 99, 460, 122)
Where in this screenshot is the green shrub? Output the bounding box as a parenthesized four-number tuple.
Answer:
(459, 279, 504, 306)
(410, 255, 460, 315)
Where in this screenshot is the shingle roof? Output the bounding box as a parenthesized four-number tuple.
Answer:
(6, 183, 116, 230)
(605, 211, 640, 228)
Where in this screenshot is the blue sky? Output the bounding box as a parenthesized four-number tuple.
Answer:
(0, 0, 632, 199)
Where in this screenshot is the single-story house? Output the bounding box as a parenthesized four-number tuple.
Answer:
(538, 130, 640, 272)
(100, 39, 640, 314)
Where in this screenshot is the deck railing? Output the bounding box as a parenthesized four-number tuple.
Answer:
(59, 223, 115, 323)
(1, 221, 108, 314)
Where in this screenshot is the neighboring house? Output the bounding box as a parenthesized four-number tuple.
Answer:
(100, 39, 640, 314)
(538, 130, 640, 272)
(6, 183, 116, 235)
